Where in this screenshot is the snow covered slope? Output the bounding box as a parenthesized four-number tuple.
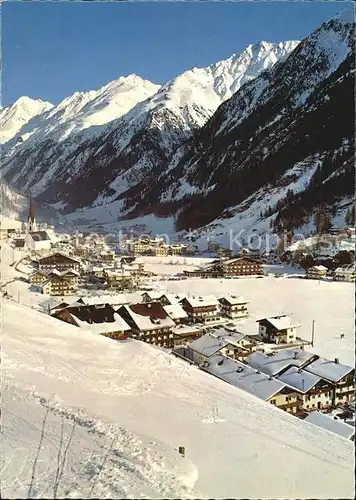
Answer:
(132, 9, 354, 236)
(1, 41, 298, 212)
(0, 96, 53, 144)
(2, 299, 355, 499)
(0, 181, 66, 227)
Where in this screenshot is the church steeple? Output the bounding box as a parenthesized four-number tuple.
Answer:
(27, 195, 37, 233)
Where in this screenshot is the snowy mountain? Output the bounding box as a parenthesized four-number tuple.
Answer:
(125, 9, 355, 239)
(2, 11, 354, 239)
(1, 41, 298, 214)
(0, 181, 66, 227)
(0, 96, 53, 144)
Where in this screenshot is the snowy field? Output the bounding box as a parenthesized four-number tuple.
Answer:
(159, 277, 355, 366)
(2, 300, 355, 499)
(139, 256, 215, 276)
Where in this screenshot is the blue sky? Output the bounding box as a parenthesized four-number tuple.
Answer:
(2, 1, 352, 106)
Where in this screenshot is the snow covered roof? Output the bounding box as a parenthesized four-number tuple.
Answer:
(223, 256, 260, 265)
(141, 291, 163, 300)
(82, 294, 130, 306)
(161, 293, 187, 304)
(183, 295, 219, 308)
(304, 357, 353, 383)
(218, 295, 249, 305)
(40, 298, 70, 311)
(48, 269, 62, 277)
(277, 366, 322, 393)
(257, 315, 300, 330)
(189, 333, 230, 357)
(334, 267, 355, 274)
(38, 251, 80, 264)
(72, 312, 131, 334)
(163, 304, 188, 320)
(204, 354, 286, 401)
(172, 325, 202, 336)
(64, 304, 131, 332)
(211, 328, 246, 344)
(310, 265, 328, 271)
(105, 269, 131, 278)
(61, 269, 80, 277)
(247, 349, 316, 377)
(120, 303, 176, 331)
(29, 231, 51, 241)
(304, 412, 355, 440)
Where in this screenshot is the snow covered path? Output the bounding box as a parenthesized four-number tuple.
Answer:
(2, 300, 355, 499)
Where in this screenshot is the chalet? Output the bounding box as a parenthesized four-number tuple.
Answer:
(201, 354, 297, 410)
(222, 257, 263, 277)
(117, 302, 176, 348)
(38, 252, 81, 273)
(25, 231, 52, 252)
(79, 294, 130, 308)
(123, 259, 144, 276)
(207, 240, 221, 253)
(158, 293, 187, 306)
(163, 304, 188, 324)
(90, 266, 105, 278)
(256, 315, 300, 344)
(120, 256, 136, 266)
(73, 246, 88, 258)
(52, 303, 131, 340)
(155, 245, 169, 257)
(141, 291, 164, 303)
(187, 328, 261, 364)
(103, 269, 132, 290)
(100, 250, 116, 263)
(171, 325, 203, 348)
(40, 298, 72, 314)
(307, 265, 328, 280)
(247, 349, 318, 378)
(169, 244, 186, 256)
(127, 239, 151, 255)
(11, 238, 25, 248)
(182, 259, 223, 279)
(183, 268, 222, 279)
(41, 275, 76, 296)
(61, 269, 80, 283)
(29, 270, 48, 285)
(277, 366, 334, 412)
(217, 247, 233, 259)
(304, 412, 355, 441)
(0, 228, 8, 240)
(303, 357, 355, 406)
(333, 265, 355, 282)
(181, 295, 221, 323)
(212, 327, 261, 359)
(218, 295, 249, 319)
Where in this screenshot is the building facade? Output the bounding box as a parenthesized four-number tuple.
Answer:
(38, 252, 81, 273)
(222, 257, 263, 277)
(218, 296, 249, 319)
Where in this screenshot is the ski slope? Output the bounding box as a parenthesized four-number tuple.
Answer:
(1, 299, 354, 499)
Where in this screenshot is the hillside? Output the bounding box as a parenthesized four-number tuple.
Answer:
(0, 181, 66, 227)
(129, 9, 354, 237)
(2, 299, 355, 498)
(0, 96, 53, 144)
